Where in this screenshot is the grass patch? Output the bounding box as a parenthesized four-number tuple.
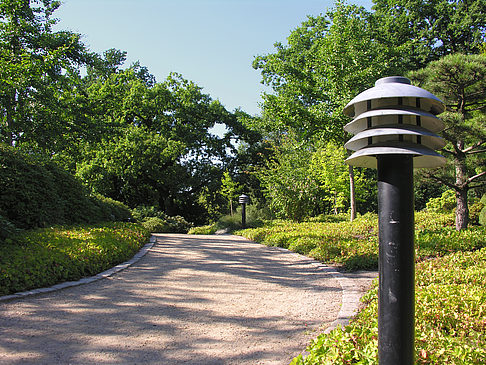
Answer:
(0, 222, 150, 296)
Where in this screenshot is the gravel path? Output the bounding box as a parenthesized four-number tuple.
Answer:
(0, 234, 377, 364)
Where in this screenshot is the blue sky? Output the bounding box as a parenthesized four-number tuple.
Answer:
(55, 0, 373, 116)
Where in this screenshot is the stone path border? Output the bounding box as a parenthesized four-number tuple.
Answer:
(0, 235, 374, 334)
(0, 236, 157, 302)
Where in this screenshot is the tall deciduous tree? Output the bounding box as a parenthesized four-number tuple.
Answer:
(0, 0, 89, 151)
(409, 53, 486, 230)
(253, 2, 404, 140)
(73, 60, 245, 223)
(253, 2, 402, 219)
(76, 125, 185, 209)
(372, 0, 486, 69)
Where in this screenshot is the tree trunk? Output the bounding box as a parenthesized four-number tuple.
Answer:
(455, 188, 469, 231)
(454, 142, 469, 230)
(349, 165, 356, 221)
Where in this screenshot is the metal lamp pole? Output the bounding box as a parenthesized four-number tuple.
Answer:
(343, 76, 446, 364)
(239, 194, 249, 228)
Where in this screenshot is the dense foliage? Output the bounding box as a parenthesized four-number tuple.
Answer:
(0, 0, 90, 151)
(0, 1, 259, 227)
(0, 144, 131, 232)
(2, 0, 484, 225)
(251, 0, 486, 222)
(0, 222, 150, 296)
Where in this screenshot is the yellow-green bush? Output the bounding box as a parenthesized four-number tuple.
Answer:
(0, 222, 150, 296)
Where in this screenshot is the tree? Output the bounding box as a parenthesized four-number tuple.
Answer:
(252, 2, 403, 219)
(220, 171, 241, 216)
(0, 0, 90, 152)
(310, 142, 355, 215)
(76, 125, 185, 208)
(71, 60, 245, 223)
(408, 53, 486, 230)
(253, 2, 404, 140)
(256, 135, 322, 221)
(372, 0, 486, 69)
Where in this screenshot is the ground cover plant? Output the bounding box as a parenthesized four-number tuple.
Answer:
(237, 212, 485, 271)
(291, 247, 486, 364)
(0, 223, 150, 296)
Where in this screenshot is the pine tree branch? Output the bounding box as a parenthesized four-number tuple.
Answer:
(468, 149, 486, 155)
(467, 171, 486, 184)
(463, 140, 486, 154)
(425, 173, 458, 191)
(470, 181, 486, 189)
(440, 148, 455, 156)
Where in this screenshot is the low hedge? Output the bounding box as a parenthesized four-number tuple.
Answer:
(0, 222, 150, 296)
(132, 205, 192, 233)
(237, 212, 485, 271)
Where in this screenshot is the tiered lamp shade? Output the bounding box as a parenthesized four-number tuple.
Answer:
(343, 76, 447, 169)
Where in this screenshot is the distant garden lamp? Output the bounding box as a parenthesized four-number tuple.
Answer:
(343, 76, 446, 365)
(238, 194, 250, 228)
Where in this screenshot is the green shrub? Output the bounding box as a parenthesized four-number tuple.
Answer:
(0, 222, 150, 296)
(188, 223, 218, 235)
(142, 217, 170, 233)
(0, 144, 131, 233)
(469, 198, 484, 225)
(189, 205, 266, 235)
(132, 205, 166, 222)
(141, 215, 192, 233)
(94, 194, 132, 221)
(164, 215, 192, 233)
(425, 189, 456, 213)
(479, 194, 486, 226)
(0, 215, 18, 241)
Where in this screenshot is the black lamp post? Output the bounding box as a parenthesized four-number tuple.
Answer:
(238, 194, 250, 228)
(343, 76, 446, 364)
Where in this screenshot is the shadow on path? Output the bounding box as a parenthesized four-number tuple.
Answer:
(0, 234, 344, 365)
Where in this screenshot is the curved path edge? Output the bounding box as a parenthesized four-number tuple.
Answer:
(0, 234, 374, 334)
(0, 236, 157, 302)
(270, 246, 374, 334)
